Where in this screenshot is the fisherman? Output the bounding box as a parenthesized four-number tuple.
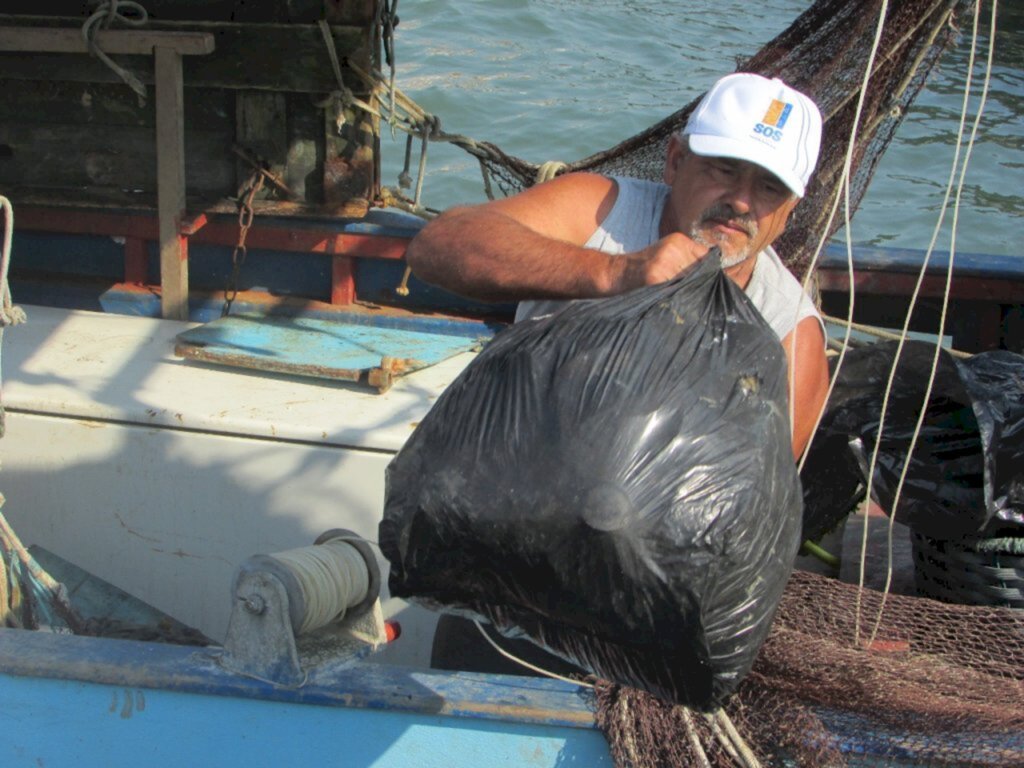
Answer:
(406, 72, 829, 458)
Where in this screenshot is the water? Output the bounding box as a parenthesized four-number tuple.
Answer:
(380, 1, 1022, 258)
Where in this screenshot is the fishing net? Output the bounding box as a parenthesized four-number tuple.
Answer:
(474, 0, 970, 283)
(596, 570, 1024, 767)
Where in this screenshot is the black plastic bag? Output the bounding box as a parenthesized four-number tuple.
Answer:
(379, 253, 803, 710)
(805, 341, 1024, 540)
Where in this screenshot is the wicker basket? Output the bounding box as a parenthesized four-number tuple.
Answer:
(910, 531, 1024, 608)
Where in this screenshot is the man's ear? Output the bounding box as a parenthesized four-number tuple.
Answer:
(664, 134, 685, 185)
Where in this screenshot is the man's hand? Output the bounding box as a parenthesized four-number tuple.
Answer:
(610, 233, 709, 293)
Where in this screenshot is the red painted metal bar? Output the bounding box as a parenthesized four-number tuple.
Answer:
(331, 255, 356, 306)
(123, 237, 149, 285)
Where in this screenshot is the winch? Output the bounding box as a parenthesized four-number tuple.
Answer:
(220, 529, 391, 686)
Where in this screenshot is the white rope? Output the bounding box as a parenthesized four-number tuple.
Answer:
(82, 1, 149, 105)
(269, 538, 370, 634)
(472, 619, 595, 689)
(535, 161, 567, 184)
(795, 0, 893, 474)
(854, 0, 990, 619)
(864, 0, 996, 648)
(1, 196, 26, 328)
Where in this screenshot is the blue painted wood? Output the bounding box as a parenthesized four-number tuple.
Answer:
(0, 627, 610, 767)
(0, 628, 599, 727)
(821, 243, 1024, 279)
(174, 313, 482, 383)
(2, 676, 610, 768)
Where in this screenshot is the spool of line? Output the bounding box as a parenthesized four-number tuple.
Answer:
(238, 530, 380, 636)
(269, 538, 370, 634)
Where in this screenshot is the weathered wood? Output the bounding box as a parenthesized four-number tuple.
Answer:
(325, 0, 380, 25)
(155, 46, 189, 320)
(0, 16, 373, 92)
(0, 80, 232, 129)
(2, 2, 336, 24)
(283, 93, 325, 202)
(0, 26, 214, 55)
(0, 123, 233, 194)
(236, 92, 288, 198)
(4, 189, 371, 220)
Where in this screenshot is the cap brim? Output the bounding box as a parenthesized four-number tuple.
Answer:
(687, 134, 805, 197)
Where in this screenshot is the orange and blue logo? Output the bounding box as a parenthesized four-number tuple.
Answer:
(753, 99, 792, 142)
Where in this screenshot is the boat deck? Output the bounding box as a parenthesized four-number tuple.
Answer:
(0, 304, 478, 662)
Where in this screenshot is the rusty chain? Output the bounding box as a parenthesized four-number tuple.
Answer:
(222, 171, 265, 317)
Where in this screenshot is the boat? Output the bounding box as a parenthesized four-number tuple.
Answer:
(1, 1, 1020, 766)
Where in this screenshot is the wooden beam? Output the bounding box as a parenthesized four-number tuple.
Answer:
(155, 45, 189, 320)
(0, 16, 371, 92)
(331, 256, 356, 305)
(0, 27, 214, 56)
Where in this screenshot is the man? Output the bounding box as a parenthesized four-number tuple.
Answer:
(406, 72, 829, 458)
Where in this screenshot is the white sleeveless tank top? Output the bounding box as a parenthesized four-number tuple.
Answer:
(515, 176, 821, 340)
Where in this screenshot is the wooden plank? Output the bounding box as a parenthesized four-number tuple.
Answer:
(0, 80, 232, 128)
(325, 0, 381, 25)
(155, 46, 189, 320)
(0, 17, 372, 92)
(0, 27, 214, 56)
(174, 314, 478, 390)
(11, 207, 410, 260)
(123, 237, 149, 284)
(332, 255, 356, 305)
(0, 123, 234, 197)
(2, 2, 328, 23)
(283, 93, 324, 202)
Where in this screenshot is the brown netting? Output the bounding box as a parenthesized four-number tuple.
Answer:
(595, 570, 1024, 767)
(476, 0, 972, 283)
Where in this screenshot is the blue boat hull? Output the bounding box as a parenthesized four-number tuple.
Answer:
(0, 627, 612, 767)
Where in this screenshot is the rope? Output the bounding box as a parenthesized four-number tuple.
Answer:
(0, 495, 83, 632)
(269, 538, 370, 635)
(864, 0, 996, 649)
(822, 313, 970, 358)
(82, 1, 149, 105)
(471, 619, 595, 689)
(1, 196, 26, 329)
(795, 0, 893, 475)
(535, 161, 567, 184)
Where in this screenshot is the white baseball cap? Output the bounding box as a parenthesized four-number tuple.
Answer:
(682, 73, 822, 197)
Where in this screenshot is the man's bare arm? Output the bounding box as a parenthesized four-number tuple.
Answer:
(405, 172, 707, 302)
(782, 316, 830, 460)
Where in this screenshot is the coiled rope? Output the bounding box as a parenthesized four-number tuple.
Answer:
(1, 196, 26, 331)
(268, 537, 371, 634)
(82, 0, 149, 105)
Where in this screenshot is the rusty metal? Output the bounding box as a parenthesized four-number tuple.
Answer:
(366, 356, 417, 393)
(231, 144, 298, 201)
(222, 171, 265, 317)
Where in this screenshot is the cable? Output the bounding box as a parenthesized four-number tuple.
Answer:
(472, 619, 595, 689)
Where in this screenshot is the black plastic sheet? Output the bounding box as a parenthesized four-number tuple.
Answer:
(804, 341, 1024, 540)
(380, 253, 803, 709)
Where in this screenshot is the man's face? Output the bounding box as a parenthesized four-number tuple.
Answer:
(662, 136, 800, 269)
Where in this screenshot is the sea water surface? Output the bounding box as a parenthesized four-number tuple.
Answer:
(379, 1, 1022, 258)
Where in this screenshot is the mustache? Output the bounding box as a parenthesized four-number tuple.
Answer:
(698, 204, 758, 238)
